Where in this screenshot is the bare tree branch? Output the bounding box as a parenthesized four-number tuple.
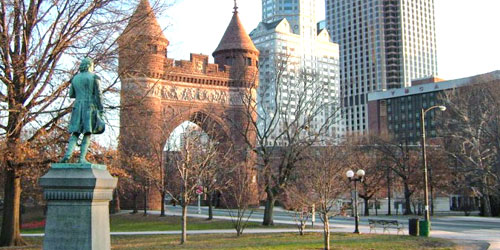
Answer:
(229, 51, 342, 225)
(438, 78, 500, 216)
(0, 0, 174, 246)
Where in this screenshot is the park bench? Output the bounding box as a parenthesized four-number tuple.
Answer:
(368, 219, 405, 234)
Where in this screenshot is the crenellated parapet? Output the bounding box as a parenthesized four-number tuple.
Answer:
(122, 52, 257, 88)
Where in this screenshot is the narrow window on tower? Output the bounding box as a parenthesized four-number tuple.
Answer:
(149, 45, 158, 54)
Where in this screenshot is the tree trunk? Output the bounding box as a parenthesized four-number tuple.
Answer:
(490, 195, 500, 217)
(1, 125, 27, 247)
(403, 182, 413, 215)
(110, 188, 120, 214)
(262, 191, 276, 226)
(481, 194, 492, 217)
(363, 197, 370, 216)
(322, 213, 330, 250)
(299, 222, 306, 236)
(132, 193, 138, 214)
(143, 188, 148, 216)
(181, 204, 188, 244)
(160, 190, 166, 217)
(207, 192, 213, 220)
(0, 169, 26, 246)
(480, 181, 492, 217)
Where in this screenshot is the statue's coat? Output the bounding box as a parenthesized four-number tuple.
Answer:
(68, 70, 103, 134)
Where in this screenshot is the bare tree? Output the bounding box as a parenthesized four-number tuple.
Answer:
(236, 52, 342, 226)
(425, 145, 453, 215)
(0, 0, 174, 245)
(372, 136, 422, 215)
(284, 184, 313, 235)
(438, 78, 500, 216)
(222, 161, 255, 237)
(167, 117, 222, 244)
(348, 141, 385, 216)
(199, 152, 230, 220)
(296, 146, 348, 250)
(144, 123, 176, 217)
(123, 154, 159, 216)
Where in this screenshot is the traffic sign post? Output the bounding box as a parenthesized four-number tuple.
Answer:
(196, 186, 203, 214)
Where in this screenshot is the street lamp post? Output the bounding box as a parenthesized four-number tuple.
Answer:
(346, 169, 365, 234)
(420, 105, 446, 224)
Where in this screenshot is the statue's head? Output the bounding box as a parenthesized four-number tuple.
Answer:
(79, 58, 94, 72)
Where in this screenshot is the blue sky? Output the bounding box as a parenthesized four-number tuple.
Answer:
(162, 0, 500, 80)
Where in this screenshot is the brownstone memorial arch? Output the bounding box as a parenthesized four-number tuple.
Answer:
(117, 0, 259, 208)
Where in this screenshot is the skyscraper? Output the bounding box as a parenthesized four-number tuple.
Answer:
(251, 0, 343, 145)
(262, 0, 316, 37)
(325, 0, 438, 134)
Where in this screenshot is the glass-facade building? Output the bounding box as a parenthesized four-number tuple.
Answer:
(252, 0, 343, 145)
(367, 71, 500, 145)
(325, 0, 438, 135)
(380, 90, 442, 145)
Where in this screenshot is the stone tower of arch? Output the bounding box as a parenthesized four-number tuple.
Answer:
(118, 0, 260, 208)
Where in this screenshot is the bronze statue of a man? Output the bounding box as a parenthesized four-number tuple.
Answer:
(60, 58, 105, 163)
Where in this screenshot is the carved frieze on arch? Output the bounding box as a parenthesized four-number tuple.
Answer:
(122, 77, 250, 107)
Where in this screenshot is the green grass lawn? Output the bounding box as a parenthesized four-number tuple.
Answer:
(109, 213, 287, 232)
(21, 210, 292, 234)
(12, 233, 456, 250)
(16, 208, 457, 249)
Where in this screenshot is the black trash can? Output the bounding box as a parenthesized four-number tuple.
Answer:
(409, 218, 420, 236)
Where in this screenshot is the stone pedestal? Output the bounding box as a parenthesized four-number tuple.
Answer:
(39, 163, 117, 250)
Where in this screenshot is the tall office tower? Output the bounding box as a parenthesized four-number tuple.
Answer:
(262, 0, 316, 36)
(325, 0, 438, 134)
(251, 0, 343, 145)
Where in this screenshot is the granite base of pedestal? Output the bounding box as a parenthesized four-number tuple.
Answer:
(39, 163, 117, 250)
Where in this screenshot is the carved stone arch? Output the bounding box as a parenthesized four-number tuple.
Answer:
(187, 111, 231, 143)
(159, 108, 233, 151)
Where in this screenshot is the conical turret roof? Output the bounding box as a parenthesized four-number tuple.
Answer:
(119, 0, 168, 44)
(213, 10, 258, 55)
